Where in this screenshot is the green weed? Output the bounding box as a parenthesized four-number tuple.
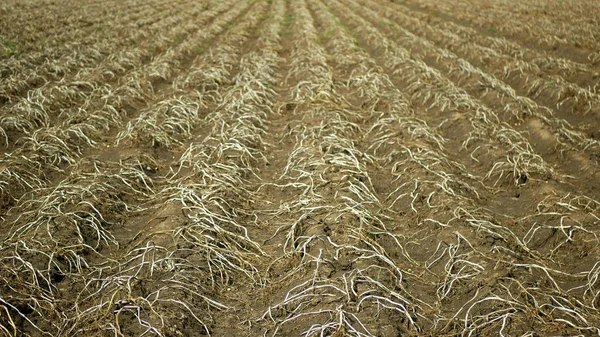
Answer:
(283, 14, 295, 27)
(1, 40, 18, 55)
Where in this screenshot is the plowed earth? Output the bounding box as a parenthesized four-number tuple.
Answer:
(1, 0, 600, 336)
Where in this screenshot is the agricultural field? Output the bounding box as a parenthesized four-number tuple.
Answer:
(1, 0, 600, 335)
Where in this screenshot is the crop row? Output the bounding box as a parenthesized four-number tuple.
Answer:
(405, 0, 600, 59)
(0, 0, 248, 210)
(353, 0, 600, 179)
(0, 0, 285, 334)
(364, 0, 600, 119)
(258, 0, 455, 334)
(371, 0, 598, 89)
(0, 0, 195, 99)
(1, 0, 599, 335)
(319, 0, 600, 334)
